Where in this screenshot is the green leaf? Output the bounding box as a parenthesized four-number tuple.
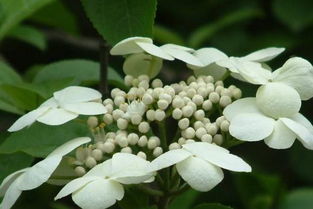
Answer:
(0, 122, 89, 157)
(169, 190, 199, 209)
(153, 24, 185, 45)
(188, 8, 263, 48)
(81, 0, 157, 45)
(8, 24, 46, 50)
(0, 152, 33, 183)
(193, 203, 233, 209)
(0, 0, 55, 40)
(273, 0, 313, 32)
(0, 61, 22, 84)
(33, 59, 125, 88)
(30, 0, 78, 35)
(279, 188, 313, 209)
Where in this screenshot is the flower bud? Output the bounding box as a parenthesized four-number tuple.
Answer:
(146, 110, 155, 121)
(194, 110, 205, 121)
(114, 96, 125, 106)
(182, 105, 193, 117)
(219, 95, 232, 107)
(216, 116, 225, 127)
(187, 89, 197, 98)
(131, 114, 142, 125)
(220, 120, 230, 132)
(85, 157, 97, 168)
(105, 104, 113, 113)
(139, 121, 150, 133)
(213, 134, 223, 145)
(116, 135, 128, 147)
(148, 138, 158, 149)
(91, 149, 103, 161)
(178, 118, 190, 129)
(121, 147, 132, 154)
(138, 135, 148, 147)
(119, 103, 128, 112)
(169, 142, 181, 150)
(201, 134, 213, 143)
(215, 86, 224, 94)
(153, 147, 163, 157)
(152, 79, 163, 88)
(184, 127, 195, 138)
(202, 100, 212, 111)
(194, 121, 204, 130)
(155, 109, 166, 121)
(103, 98, 114, 106)
(117, 118, 128, 130)
(142, 93, 153, 105)
(192, 95, 204, 106)
(127, 133, 139, 145)
(112, 109, 124, 121)
(75, 166, 86, 176)
(196, 127, 207, 139)
(215, 81, 224, 87)
(185, 139, 195, 144)
(137, 151, 147, 159)
(103, 142, 115, 153)
(209, 92, 220, 103)
(138, 80, 149, 90)
(232, 88, 242, 99)
(178, 137, 186, 145)
(124, 75, 134, 86)
(172, 108, 183, 120)
(172, 97, 184, 108)
(87, 116, 98, 128)
(206, 123, 218, 135)
(158, 99, 169, 110)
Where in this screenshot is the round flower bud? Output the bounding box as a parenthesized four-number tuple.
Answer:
(96, 142, 105, 151)
(178, 137, 186, 145)
(142, 93, 153, 105)
(171, 83, 182, 93)
(202, 100, 213, 111)
(75, 166, 86, 176)
(138, 135, 148, 147)
(87, 116, 98, 128)
(187, 89, 197, 98)
(137, 151, 147, 160)
(153, 147, 163, 157)
(106, 132, 116, 139)
(202, 118, 210, 124)
(111, 88, 121, 98)
(85, 157, 97, 168)
(103, 98, 114, 106)
(164, 86, 175, 97)
(213, 134, 223, 145)
(206, 123, 218, 135)
(124, 75, 134, 86)
(172, 97, 184, 108)
(138, 80, 149, 90)
(178, 118, 190, 130)
(172, 108, 183, 120)
(127, 133, 139, 145)
(158, 99, 169, 110)
(196, 127, 207, 139)
(91, 149, 103, 161)
(121, 147, 132, 154)
(147, 138, 158, 150)
(138, 74, 150, 82)
(103, 142, 115, 153)
(232, 88, 242, 99)
(152, 88, 164, 99)
(114, 96, 125, 106)
(215, 80, 224, 87)
(209, 92, 220, 103)
(220, 120, 230, 132)
(105, 104, 113, 114)
(194, 110, 205, 121)
(204, 75, 214, 83)
(159, 93, 172, 103)
(182, 105, 193, 118)
(131, 114, 142, 125)
(146, 110, 155, 121)
(169, 142, 181, 150)
(194, 121, 204, 130)
(75, 147, 87, 162)
(192, 95, 204, 106)
(219, 95, 232, 107)
(215, 86, 224, 94)
(139, 121, 150, 133)
(187, 102, 197, 112)
(112, 109, 124, 121)
(216, 116, 226, 127)
(185, 127, 195, 139)
(131, 78, 139, 87)
(155, 109, 166, 121)
(136, 87, 146, 97)
(256, 82, 301, 119)
(197, 87, 208, 98)
(116, 135, 128, 148)
(187, 76, 196, 84)
(221, 89, 232, 97)
(201, 134, 213, 143)
(152, 79, 163, 88)
(117, 118, 128, 130)
(185, 139, 195, 144)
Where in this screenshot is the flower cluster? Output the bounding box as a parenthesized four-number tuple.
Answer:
(1, 36, 313, 209)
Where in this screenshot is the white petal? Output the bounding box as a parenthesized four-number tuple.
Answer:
(233, 59, 271, 84)
(136, 42, 174, 60)
(17, 155, 62, 191)
(123, 53, 162, 78)
(272, 57, 313, 100)
(48, 157, 78, 186)
(40, 97, 58, 108)
(264, 120, 296, 149)
(110, 37, 153, 55)
(63, 102, 107, 115)
(0, 179, 22, 209)
(229, 113, 275, 141)
(0, 169, 28, 196)
(8, 106, 50, 132)
(216, 58, 238, 73)
(290, 113, 313, 132)
(160, 44, 195, 53)
(55, 176, 100, 200)
(150, 149, 192, 171)
(160, 44, 203, 66)
(111, 153, 154, 184)
(183, 142, 251, 172)
(192, 64, 228, 81)
(49, 137, 91, 157)
(281, 117, 313, 150)
(176, 157, 224, 192)
(189, 48, 228, 68)
(54, 86, 102, 104)
(242, 47, 285, 62)
(72, 179, 124, 209)
(223, 98, 262, 121)
(85, 160, 112, 178)
(37, 108, 78, 125)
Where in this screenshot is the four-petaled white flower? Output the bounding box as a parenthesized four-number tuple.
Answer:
(55, 153, 155, 209)
(224, 97, 313, 149)
(0, 137, 91, 209)
(151, 142, 251, 192)
(8, 86, 107, 132)
(123, 101, 146, 119)
(110, 37, 203, 78)
(188, 47, 285, 80)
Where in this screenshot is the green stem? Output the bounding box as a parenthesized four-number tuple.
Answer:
(220, 70, 231, 81)
(158, 121, 167, 150)
(137, 184, 164, 196)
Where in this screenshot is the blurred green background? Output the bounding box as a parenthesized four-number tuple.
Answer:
(1, 0, 313, 209)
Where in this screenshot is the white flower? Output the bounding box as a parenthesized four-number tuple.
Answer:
(110, 37, 203, 78)
(123, 101, 146, 119)
(0, 137, 91, 209)
(55, 153, 155, 209)
(224, 98, 313, 149)
(151, 142, 251, 192)
(8, 86, 107, 132)
(188, 47, 284, 80)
